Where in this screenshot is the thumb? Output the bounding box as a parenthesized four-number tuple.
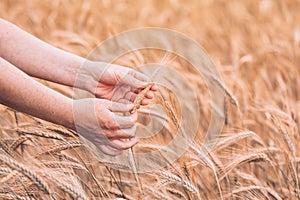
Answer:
(122, 76, 149, 90)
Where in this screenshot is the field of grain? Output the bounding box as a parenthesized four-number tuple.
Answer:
(0, 0, 300, 199)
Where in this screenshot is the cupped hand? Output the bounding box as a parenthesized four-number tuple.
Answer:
(82, 61, 157, 105)
(73, 98, 139, 156)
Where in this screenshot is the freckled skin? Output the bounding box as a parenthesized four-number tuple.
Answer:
(0, 19, 157, 155)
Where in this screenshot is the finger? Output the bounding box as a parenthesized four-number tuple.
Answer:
(151, 84, 158, 91)
(145, 91, 154, 99)
(118, 98, 132, 104)
(134, 88, 143, 94)
(124, 77, 149, 91)
(108, 102, 134, 112)
(114, 113, 137, 129)
(110, 85, 131, 101)
(122, 71, 150, 90)
(133, 84, 156, 94)
(129, 70, 150, 82)
(124, 91, 137, 102)
(121, 125, 137, 136)
(99, 145, 122, 156)
(109, 137, 139, 150)
(141, 98, 150, 106)
(104, 125, 136, 139)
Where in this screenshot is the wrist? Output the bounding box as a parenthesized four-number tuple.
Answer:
(62, 98, 76, 131)
(74, 61, 106, 94)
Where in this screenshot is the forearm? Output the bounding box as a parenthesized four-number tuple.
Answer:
(0, 18, 85, 88)
(0, 57, 75, 130)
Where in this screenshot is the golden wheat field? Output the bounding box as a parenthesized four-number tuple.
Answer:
(0, 0, 300, 199)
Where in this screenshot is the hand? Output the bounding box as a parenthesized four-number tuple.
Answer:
(81, 61, 157, 105)
(73, 98, 139, 156)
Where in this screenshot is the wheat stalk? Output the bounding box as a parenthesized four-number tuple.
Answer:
(45, 174, 88, 200)
(45, 125, 77, 137)
(164, 100, 180, 129)
(109, 187, 135, 200)
(100, 161, 130, 170)
(129, 147, 143, 195)
(210, 74, 239, 107)
(36, 140, 82, 157)
(158, 171, 198, 194)
(127, 84, 155, 195)
(9, 136, 30, 150)
(223, 185, 282, 200)
(166, 187, 186, 200)
(0, 154, 49, 194)
(0, 193, 29, 200)
(130, 84, 152, 114)
(275, 117, 296, 156)
(219, 153, 270, 181)
(191, 144, 223, 199)
(17, 128, 64, 140)
(0, 170, 20, 184)
(0, 166, 13, 175)
(0, 138, 13, 156)
(215, 131, 264, 151)
(144, 185, 173, 200)
(42, 161, 87, 171)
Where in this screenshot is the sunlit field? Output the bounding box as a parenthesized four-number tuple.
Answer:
(0, 0, 299, 199)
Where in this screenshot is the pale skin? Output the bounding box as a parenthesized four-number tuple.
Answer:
(0, 19, 157, 156)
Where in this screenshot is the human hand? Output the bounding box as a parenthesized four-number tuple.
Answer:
(73, 98, 139, 156)
(80, 61, 157, 106)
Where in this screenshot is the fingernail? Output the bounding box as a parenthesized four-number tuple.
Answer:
(142, 99, 149, 105)
(148, 91, 153, 98)
(152, 84, 158, 91)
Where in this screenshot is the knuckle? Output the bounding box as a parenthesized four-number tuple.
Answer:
(104, 114, 119, 129)
(110, 120, 120, 129)
(103, 129, 116, 139)
(102, 118, 110, 129)
(101, 99, 111, 108)
(102, 129, 111, 138)
(117, 144, 126, 150)
(116, 130, 128, 138)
